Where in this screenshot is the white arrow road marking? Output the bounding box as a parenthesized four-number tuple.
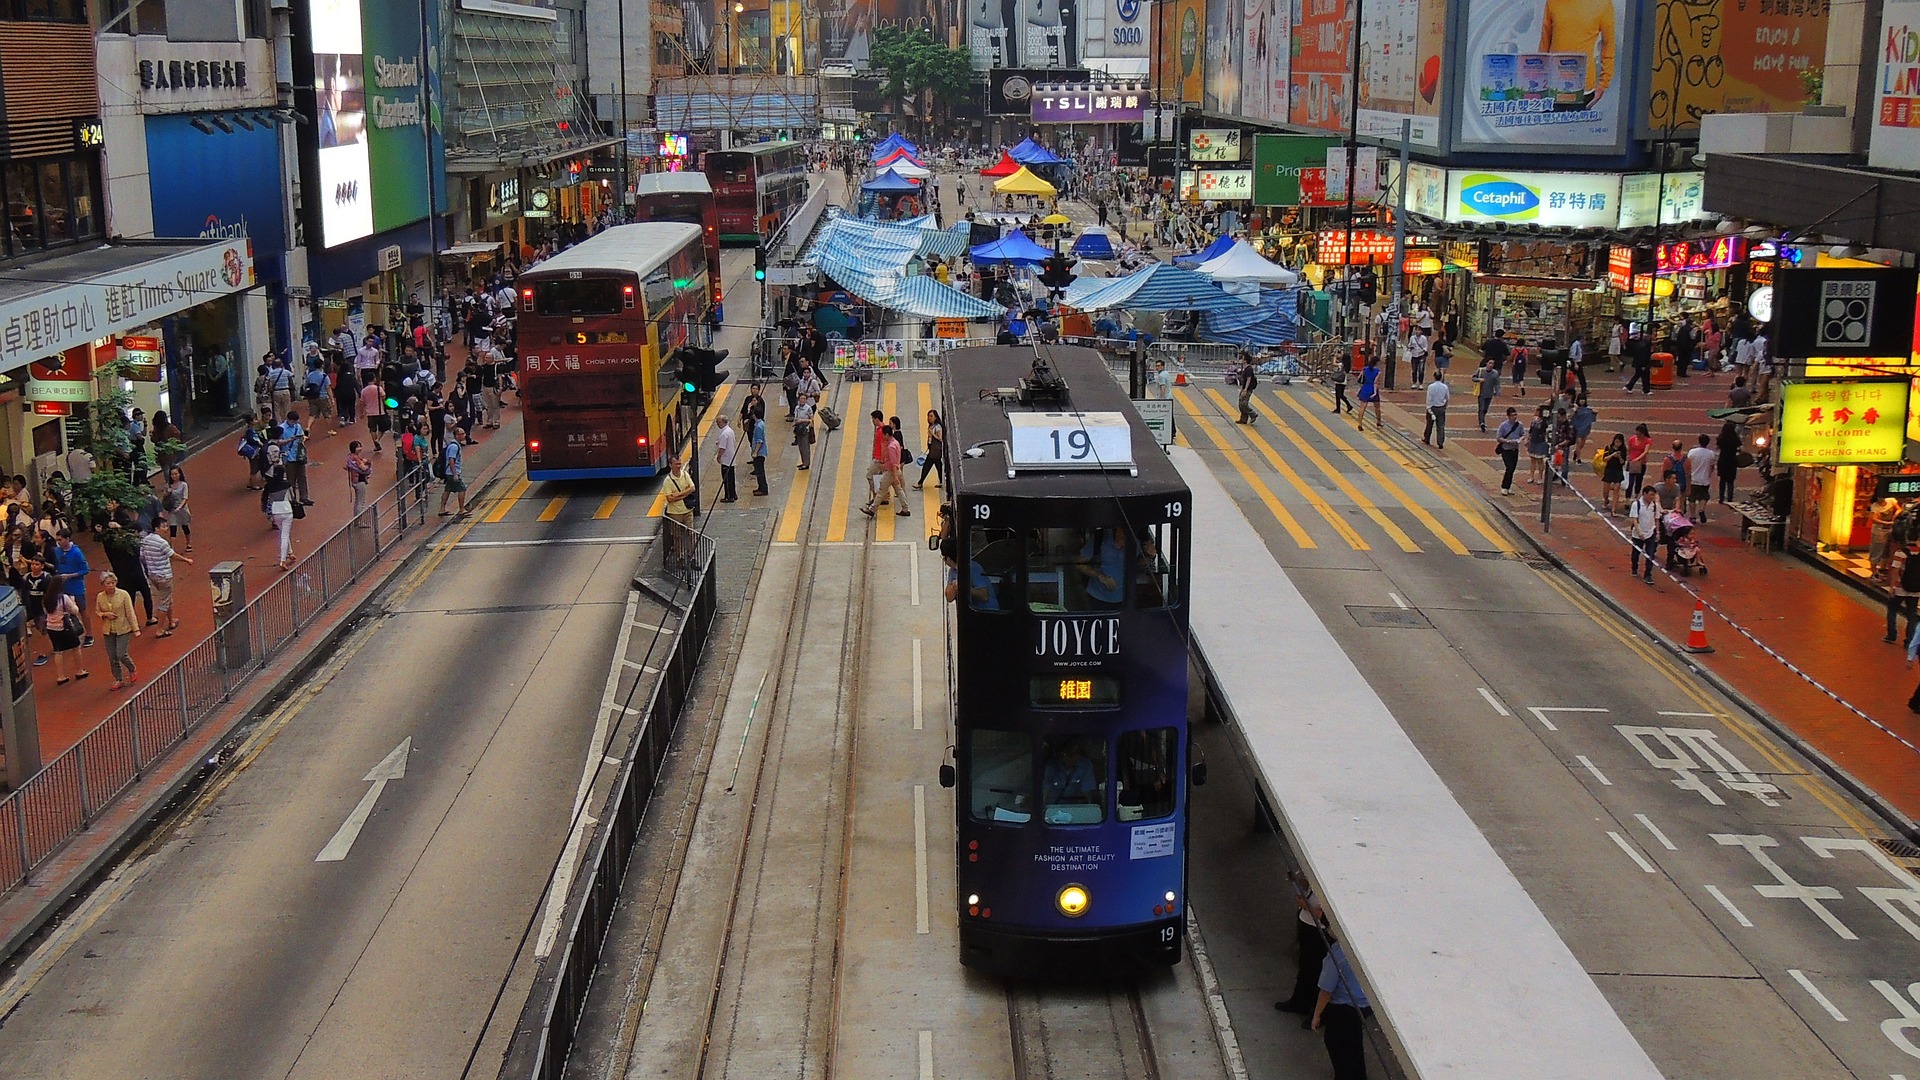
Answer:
(316, 738, 412, 863)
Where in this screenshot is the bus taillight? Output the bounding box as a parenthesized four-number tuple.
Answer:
(637, 436, 649, 448)
(622, 283, 636, 308)
(527, 439, 542, 462)
(520, 288, 533, 312)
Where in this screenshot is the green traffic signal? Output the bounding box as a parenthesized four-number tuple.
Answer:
(384, 396, 400, 410)
(754, 267, 766, 282)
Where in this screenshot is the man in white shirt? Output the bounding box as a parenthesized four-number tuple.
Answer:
(1149, 360, 1173, 400)
(712, 415, 740, 503)
(1684, 433, 1718, 522)
(1751, 332, 1774, 401)
(1422, 374, 1451, 448)
(1627, 486, 1661, 583)
(1407, 328, 1432, 385)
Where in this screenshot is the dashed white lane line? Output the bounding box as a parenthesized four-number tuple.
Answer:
(1704, 885, 1755, 927)
(1477, 687, 1510, 716)
(1634, 813, 1677, 850)
(914, 784, 930, 936)
(1658, 710, 1718, 717)
(912, 639, 924, 731)
(1388, 592, 1409, 609)
(909, 538, 922, 607)
(1789, 969, 1849, 1022)
(1607, 830, 1658, 873)
(918, 1030, 934, 1080)
(1575, 755, 1612, 786)
(1526, 705, 1610, 732)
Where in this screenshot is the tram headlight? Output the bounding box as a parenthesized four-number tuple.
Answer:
(1057, 884, 1091, 918)
(1165, 891, 1176, 903)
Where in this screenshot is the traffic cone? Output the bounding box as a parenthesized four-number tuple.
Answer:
(1175, 370, 1188, 386)
(1683, 600, 1715, 654)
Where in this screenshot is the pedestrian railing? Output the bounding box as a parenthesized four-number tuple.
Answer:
(502, 523, 718, 1080)
(0, 467, 437, 893)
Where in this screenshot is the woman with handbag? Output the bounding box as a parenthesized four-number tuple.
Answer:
(915, 408, 945, 490)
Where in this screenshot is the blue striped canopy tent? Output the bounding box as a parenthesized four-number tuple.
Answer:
(1199, 287, 1300, 346)
(801, 218, 984, 311)
(897, 213, 937, 228)
(969, 228, 1052, 267)
(916, 223, 973, 260)
(1063, 262, 1252, 312)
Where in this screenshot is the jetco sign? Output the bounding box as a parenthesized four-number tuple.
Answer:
(1445, 170, 1621, 229)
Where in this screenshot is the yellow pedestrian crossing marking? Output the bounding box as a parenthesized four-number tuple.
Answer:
(1211, 393, 1370, 550)
(536, 496, 568, 522)
(1263, 393, 1470, 556)
(593, 494, 621, 520)
(1174, 390, 1316, 549)
(482, 476, 532, 524)
(826, 382, 865, 542)
(776, 450, 811, 542)
(1315, 395, 1518, 554)
(1208, 388, 1422, 554)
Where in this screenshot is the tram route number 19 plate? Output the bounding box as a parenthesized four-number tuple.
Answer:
(1007, 412, 1135, 474)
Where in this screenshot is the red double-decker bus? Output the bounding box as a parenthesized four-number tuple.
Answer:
(515, 222, 712, 480)
(704, 141, 808, 245)
(632, 171, 725, 316)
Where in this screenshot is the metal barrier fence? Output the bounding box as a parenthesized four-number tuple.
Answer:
(0, 467, 436, 892)
(501, 520, 719, 1080)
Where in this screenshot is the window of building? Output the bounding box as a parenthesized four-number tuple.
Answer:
(1040, 733, 1107, 824)
(1117, 728, 1176, 821)
(97, 0, 165, 34)
(968, 729, 1033, 824)
(15, 0, 86, 21)
(37, 161, 71, 246)
(5, 161, 39, 255)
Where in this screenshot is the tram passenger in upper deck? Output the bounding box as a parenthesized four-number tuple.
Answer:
(1075, 527, 1129, 608)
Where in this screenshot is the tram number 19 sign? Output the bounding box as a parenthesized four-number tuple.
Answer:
(1008, 412, 1136, 474)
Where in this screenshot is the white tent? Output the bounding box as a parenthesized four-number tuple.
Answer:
(882, 159, 932, 179)
(1196, 240, 1299, 284)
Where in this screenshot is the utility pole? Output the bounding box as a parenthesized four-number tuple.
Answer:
(1391, 119, 1410, 334)
(1339, 0, 1365, 348)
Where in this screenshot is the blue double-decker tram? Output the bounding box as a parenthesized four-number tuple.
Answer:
(937, 345, 1193, 978)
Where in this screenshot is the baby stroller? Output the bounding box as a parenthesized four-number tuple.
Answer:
(1662, 510, 1708, 576)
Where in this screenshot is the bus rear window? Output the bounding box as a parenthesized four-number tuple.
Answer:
(523, 372, 644, 411)
(533, 277, 628, 317)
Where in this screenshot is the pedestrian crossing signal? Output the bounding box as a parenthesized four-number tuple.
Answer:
(754, 245, 767, 282)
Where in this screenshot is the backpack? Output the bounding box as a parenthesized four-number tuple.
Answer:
(402, 433, 422, 464)
(1241, 366, 1258, 391)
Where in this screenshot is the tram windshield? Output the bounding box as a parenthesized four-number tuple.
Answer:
(1117, 728, 1177, 821)
(969, 729, 1034, 822)
(1041, 734, 1108, 824)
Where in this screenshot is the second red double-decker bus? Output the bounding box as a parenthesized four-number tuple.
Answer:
(515, 222, 713, 480)
(704, 141, 808, 245)
(631, 171, 725, 316)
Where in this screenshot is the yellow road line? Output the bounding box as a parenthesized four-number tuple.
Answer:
(878, 381, 900, 543)
(593, 494, 621, 520)
(649, 384, 738, 517)
(826, 382, 865, 543)
(1270, 392, 1480, 556)
(1531, 568, 1882, 839)
(1213, 393, 1371, 551)
(1206, 388, 1420, 553)
(482, 476, 532, 524)
(1174, 389, 1316, 549)
(1312, 390, 1517, 553)
(777, 452, 811, 542)
(536, 496, 568, 522)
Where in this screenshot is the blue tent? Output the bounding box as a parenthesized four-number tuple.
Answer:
(1062, 262, 1250, 312)
(1070, 228, 1117, 259)
(1008, 138, 1063, 165)
(969, 228, 1053, 267)
(861, 169, 923, 193)
(1173, 234, 1235, 267)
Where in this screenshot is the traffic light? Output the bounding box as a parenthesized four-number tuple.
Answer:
(754, 245, 767, 282)
(670, 348, 696, 394)
(687, 346, 729, 401)
(1038, 252, 1077, 292)
(1357, 267, 1378, 306)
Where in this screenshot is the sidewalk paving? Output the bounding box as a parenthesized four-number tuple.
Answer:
(9, 341, 518, 782)
(1362, 358, 1920, 831)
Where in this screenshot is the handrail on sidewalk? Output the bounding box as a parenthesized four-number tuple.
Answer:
(0, 467, 440, 893)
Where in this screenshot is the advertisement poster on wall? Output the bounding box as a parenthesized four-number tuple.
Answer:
(1872, 0, 1920, 169)
(1356, 0, 1448, 145)
(1251, 133, 1338, 204)
(1203, 0, 1243, 114)
(1444, 169, 1622, 228)
(1290, 0, 1352, 131)
(1153, 0, 1207, 104)
(146, 115, 288, 262)
(1777, 382, 1911, 464)
(1647, 0, 1828, 132)
(1240, 0, 1291, 124)
(307, 0, 434, 247)
(1082, 0, 1152, 74)
(1454, 0, 1630, 152)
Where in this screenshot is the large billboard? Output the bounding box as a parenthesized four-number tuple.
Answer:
(1872, 0, 1920, 169)
(1356, 0, 1447, 145)
(146, 115, 287, 257)
(1454, 0, 1629, 153)
(1290, 0, 1351, 131)
(1080, 0, 1152, 75)
(1251, 132, 1338, 205)
(1239, 0, 1291, 123)
(1647, 0, 1828, 132)
(1152, 0, 1206, 105)
(305, 0, 433, 247)
(1203, 0, 1242, 114)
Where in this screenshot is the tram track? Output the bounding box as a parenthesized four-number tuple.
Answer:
(686, 386, 878, 1079)
(1007, 980, 1160, 1080)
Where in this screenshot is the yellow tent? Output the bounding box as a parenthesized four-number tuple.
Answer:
(993, 166, 1057, 196)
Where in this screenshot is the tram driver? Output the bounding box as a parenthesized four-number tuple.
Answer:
(1043, 739, 1102, 807)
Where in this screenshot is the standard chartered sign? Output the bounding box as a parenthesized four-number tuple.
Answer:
(1445, 170, 1621, 229)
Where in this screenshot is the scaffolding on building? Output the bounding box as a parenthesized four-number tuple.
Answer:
(449, 2, 609, 168)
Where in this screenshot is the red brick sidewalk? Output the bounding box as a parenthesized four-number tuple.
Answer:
(1368, 356, 1920, 830)
(17, 342, 518, 774)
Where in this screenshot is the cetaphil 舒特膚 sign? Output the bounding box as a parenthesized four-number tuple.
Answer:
(1446, 170, 1621, 229)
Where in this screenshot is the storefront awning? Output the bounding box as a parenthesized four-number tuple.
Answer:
(0, 239, 256, 374)
(440, 242, 502, 258)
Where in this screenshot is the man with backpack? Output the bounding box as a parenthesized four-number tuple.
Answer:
(437, 427, 470, 517)
(1235, 352, 1259, 424)
(267, 354, 296, 422)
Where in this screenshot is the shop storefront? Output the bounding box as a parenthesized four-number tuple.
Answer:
(0, 239, 257, 486)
